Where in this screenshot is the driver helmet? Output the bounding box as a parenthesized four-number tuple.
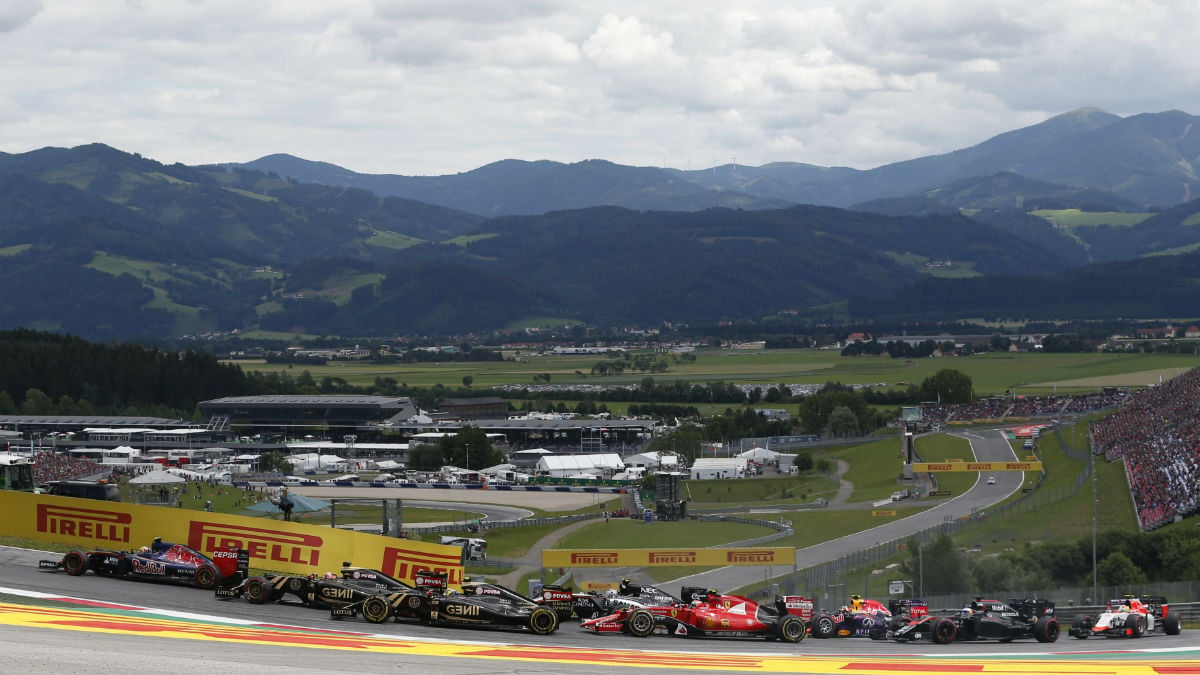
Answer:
(307, 574, 317, 580)
(139, 546, 150, 554)
(324, 572, 337, 580)
(850, 594, 863, 611)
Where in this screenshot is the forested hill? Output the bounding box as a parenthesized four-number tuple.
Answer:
(0, 329, 248, 417)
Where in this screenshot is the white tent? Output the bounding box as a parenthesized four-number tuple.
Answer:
(285, 453, 347, 471)
(738, 447, 779, 461)
(129, 469, 186, 485)
(536, 453, 624, 478)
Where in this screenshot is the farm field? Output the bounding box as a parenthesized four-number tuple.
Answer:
(231, 350, 1200, 398)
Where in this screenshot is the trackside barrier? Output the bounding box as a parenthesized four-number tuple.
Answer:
(404, 511, 605, 537)
(0, 490, 465, 587)
(237, 480, 630, 494)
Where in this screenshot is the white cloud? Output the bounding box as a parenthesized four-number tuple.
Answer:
(0, 1, 1197, 174)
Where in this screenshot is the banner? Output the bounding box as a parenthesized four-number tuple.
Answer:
(0, 491, 464, 586)
(542, 547, 793, 568)
(911, 461, 1042, 472)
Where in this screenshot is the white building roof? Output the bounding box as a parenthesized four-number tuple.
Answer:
(536, 453, 624, 472)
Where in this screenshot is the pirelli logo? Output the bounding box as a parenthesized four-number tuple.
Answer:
(188, 521, 322, 567)
(926, 463, 953, 471)
(648, 551, 696, 564)
(36, 504, 131, 543)
(571, 552, 619, 565)
(726, 550, 777, 563)
(382, 546, 463, 586)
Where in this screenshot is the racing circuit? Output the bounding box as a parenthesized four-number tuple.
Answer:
(2, 545, 1198, 675)
(3, 428, 1199, 673)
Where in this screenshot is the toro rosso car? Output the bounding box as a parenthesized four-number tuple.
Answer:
(810, 595, 893, 638)
(1068, 595, 1182, 638)
(581, 586, 811, 642)
(884, 597, 1059, 644)
(40, 538, 247, 589)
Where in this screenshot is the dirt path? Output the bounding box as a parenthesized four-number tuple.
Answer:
(490, 517, 602, 588)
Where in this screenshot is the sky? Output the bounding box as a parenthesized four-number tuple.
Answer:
(2, 1, 1199, 176)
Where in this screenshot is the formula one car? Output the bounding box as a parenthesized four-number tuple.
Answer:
(420, 572, 559, 634)
(810, 595, 893, 638)
(216, 561, 427, 622)
(545, 578, 687, 620)
(884, 597, 1059, 644)
(1068, 595, 1182, 638)
(580, 587, 811, 642)
(40, 538, 247, 590)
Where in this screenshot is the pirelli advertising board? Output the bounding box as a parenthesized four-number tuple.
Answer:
(542, 547, 793, 568)
(0, 490, 464, 586)
(911, 461, 1043, 472)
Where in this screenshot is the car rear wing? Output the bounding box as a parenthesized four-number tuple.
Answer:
(211, 546, 249, 586)
(780, 595, 814, 622)
(1007, 597, 1055, 617)
(888, 598, 929, 619)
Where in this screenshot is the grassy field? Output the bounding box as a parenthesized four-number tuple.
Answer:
(230, 350, 1200, 399)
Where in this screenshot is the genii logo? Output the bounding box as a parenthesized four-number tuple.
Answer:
(36, 504, 131, 544)
(188, 521, 322, 567)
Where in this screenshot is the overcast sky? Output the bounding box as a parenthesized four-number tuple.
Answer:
(2, 1, 1198, 176)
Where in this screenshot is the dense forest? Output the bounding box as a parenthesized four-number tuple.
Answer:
(0, 329, 248, 417)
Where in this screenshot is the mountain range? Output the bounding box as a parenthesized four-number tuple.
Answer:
(2, 107, 1200, 342)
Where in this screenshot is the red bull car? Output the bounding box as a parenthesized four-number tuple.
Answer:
(581, 587, 810, 642)
(1068, 595, 1182, 638)
(39, 538, 246, 589)
(810, 595, 893, 638)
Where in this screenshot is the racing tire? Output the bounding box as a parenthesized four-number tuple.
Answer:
(62, 551, 88, 576)
(932, 618, 958, 644)
(625, 609, 656, 638)
(527, 607, 559, 635)
(1071, 616, 1092, 639)
(1034, 616, 1060, 643)
(811, 614, 836, 639)
(361, 596, 392, 624)
(776, 615, 806, 643)
(244, 577, 272, 604)
(1163, 611, 1182, 636)
(194, 563, 218, 590)
(1125, 613, 1145, 638)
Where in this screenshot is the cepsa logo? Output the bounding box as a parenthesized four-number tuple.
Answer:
(188, 521, 322, 566)
(36, 504, 131, 543)
(648, 551, 696, 564)
(382, 547, 463, 586)
(570, 552, 619, 565)
(726, 550, 777, 564)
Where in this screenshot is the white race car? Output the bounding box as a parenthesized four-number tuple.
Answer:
(1068, 595, 1182, 638)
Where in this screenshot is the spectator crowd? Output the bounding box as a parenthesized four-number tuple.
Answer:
(1091, 367, 1200, 530)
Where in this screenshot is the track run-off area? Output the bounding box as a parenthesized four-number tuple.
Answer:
(2, 586, 1199, 675)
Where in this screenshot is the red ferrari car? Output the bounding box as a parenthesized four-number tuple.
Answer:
(580, 588, 811, 642)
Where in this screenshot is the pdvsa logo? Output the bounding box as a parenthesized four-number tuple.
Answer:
(188, 521, 322, 566)
(36, 504, 131, 543)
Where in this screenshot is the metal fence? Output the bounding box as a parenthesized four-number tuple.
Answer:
(403, 511, 605, 537)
